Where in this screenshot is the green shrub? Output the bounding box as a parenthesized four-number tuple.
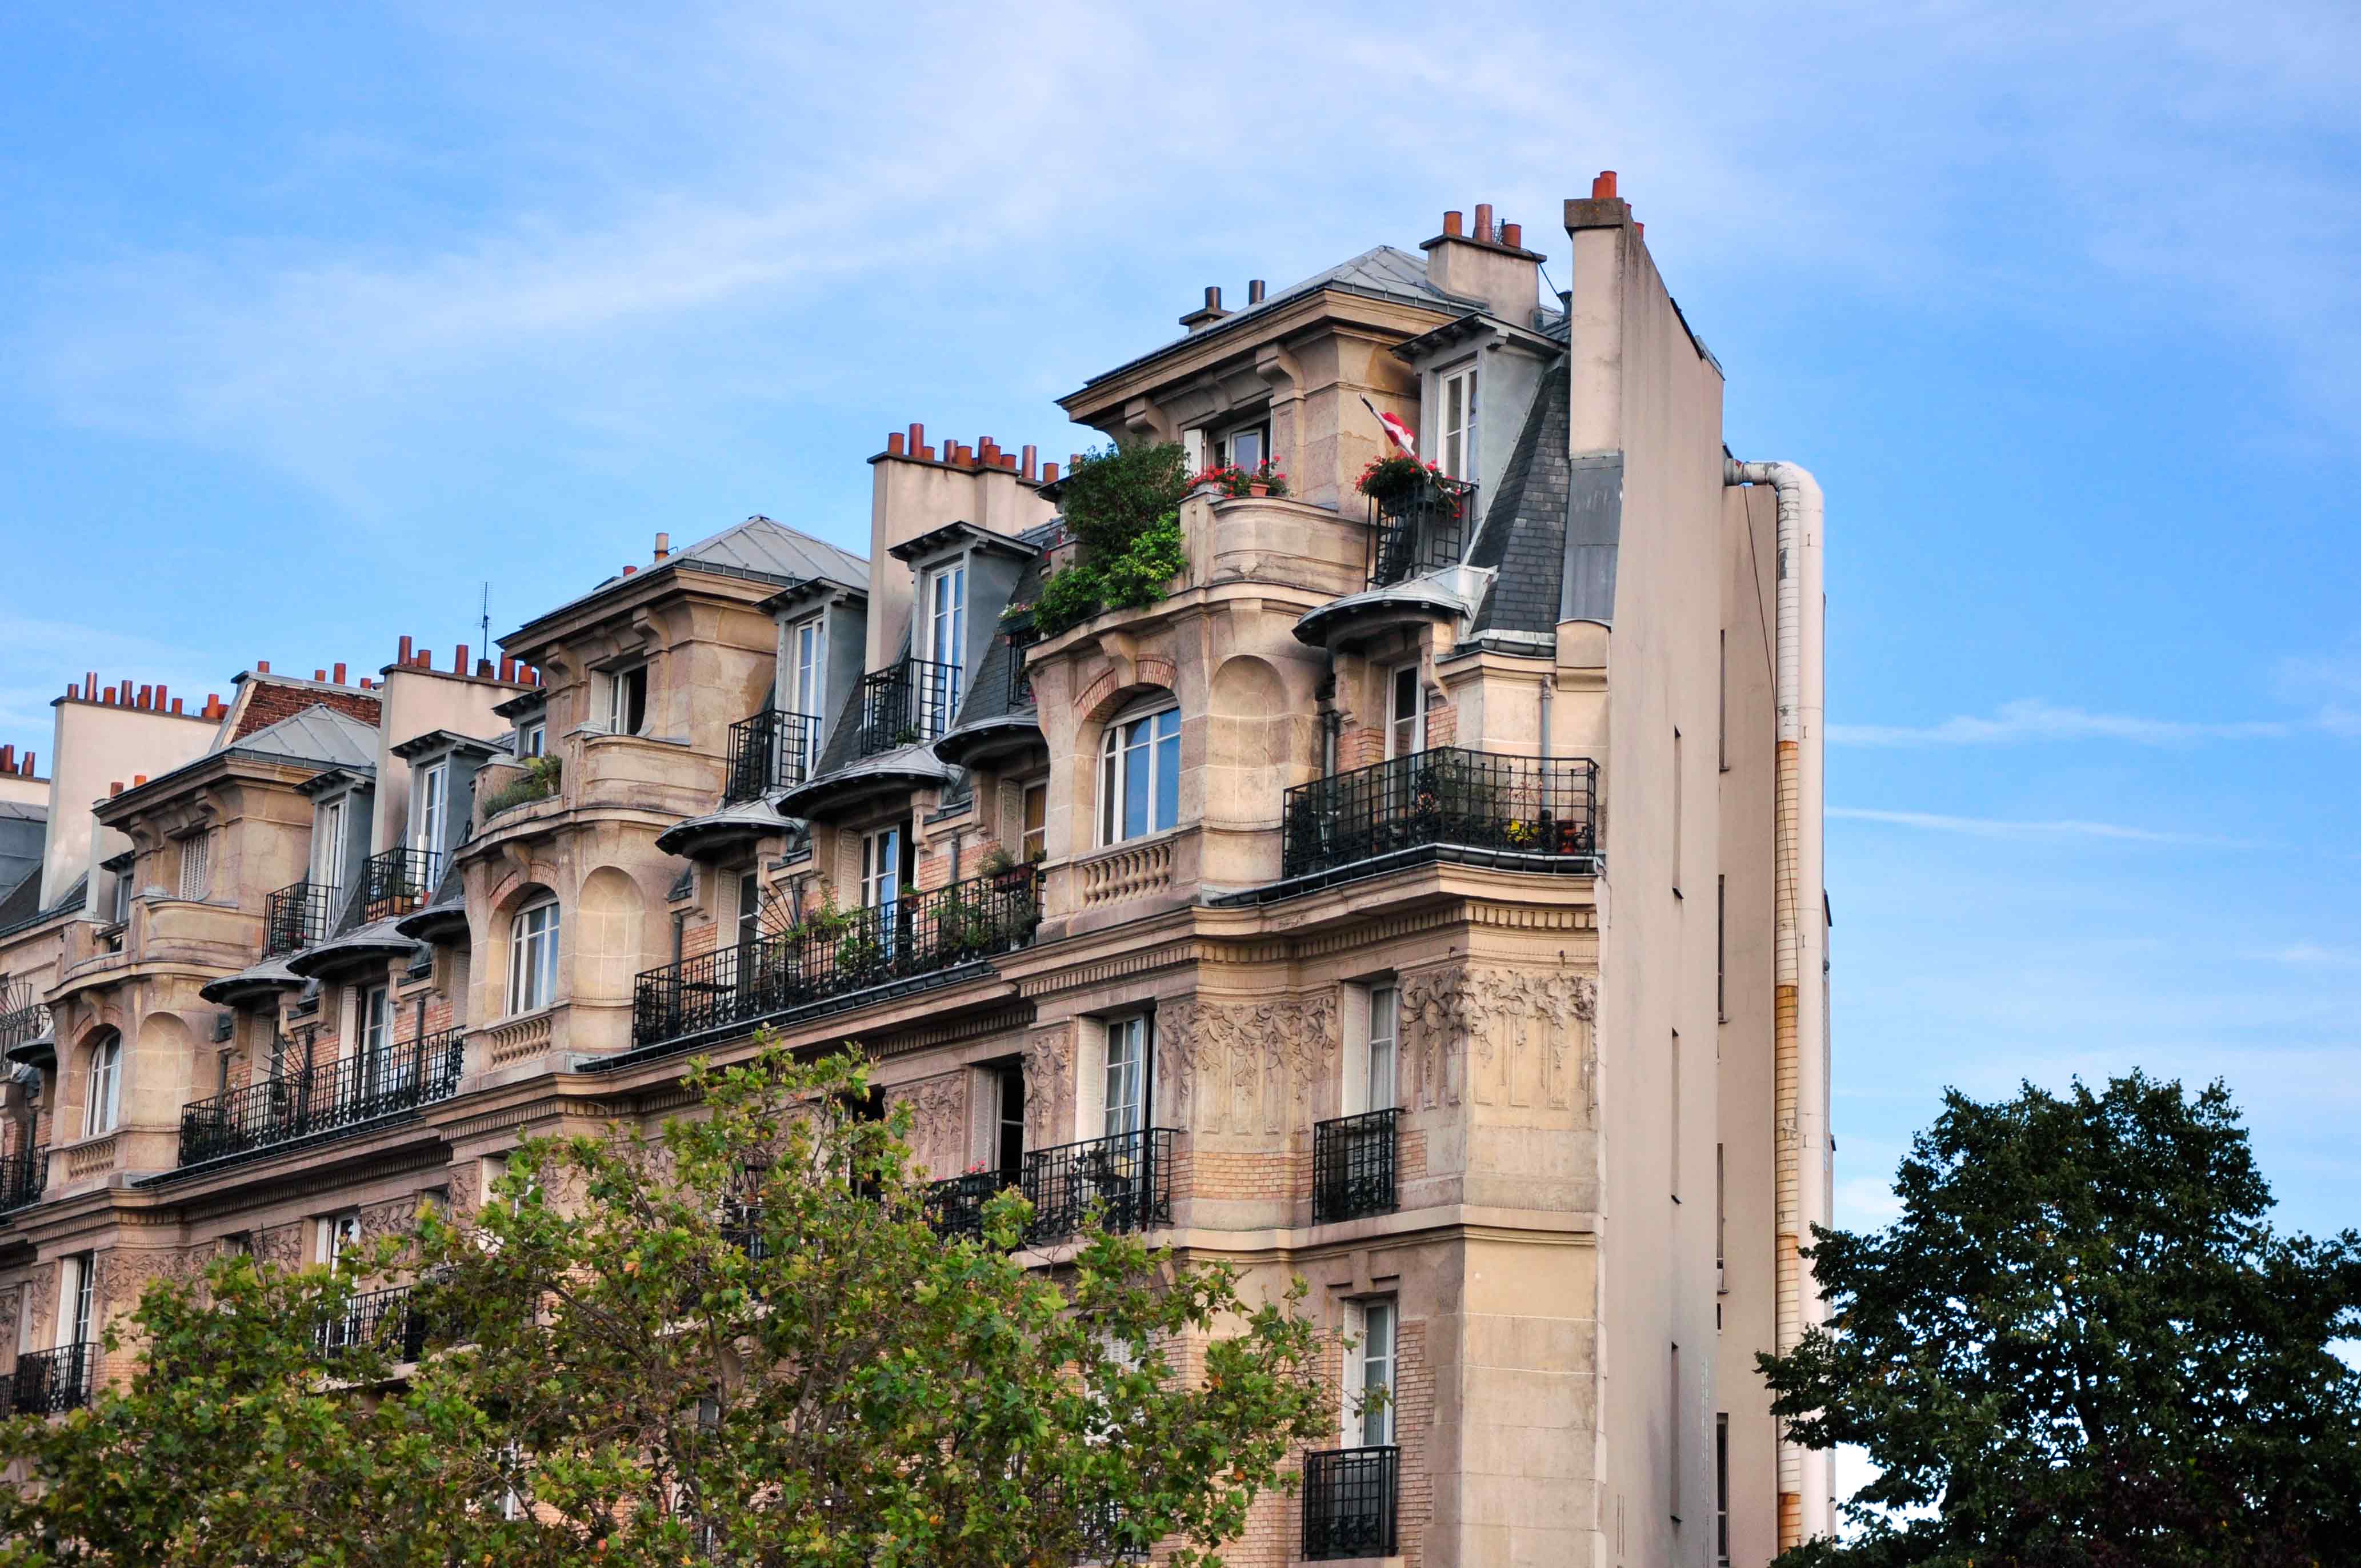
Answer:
(479, 754, 561, 817)
(1026, 442, 1195, 639)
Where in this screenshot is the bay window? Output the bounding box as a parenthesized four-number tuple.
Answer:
(507, 897, 559, 1014)
(1098, 705, 1180, 845)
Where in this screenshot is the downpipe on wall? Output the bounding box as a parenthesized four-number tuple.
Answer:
(1724, 456, 1828, 1552)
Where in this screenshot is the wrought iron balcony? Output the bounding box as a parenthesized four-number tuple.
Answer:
(723, 708, 820, 801)
(0, 976, 49, 1054)
(1367, 479, 1475, 589)
(855, 657, 961, 757)
(922, 1169, 1020, 1242)
(1313, 1108, 1399, 1224)
(177, 1027, 466, 1168)
(1280, 747, 1598, 886)
(0, 1145, 46, 1216)
(360, 847, 442, 924)
(631, 866, 1041, 1050)
(316, 1282, 433, 1363)
(1022, 1128, 1174, 1241)
(264, 877, 341, 956)
(1302, 1445, 1399, 1560)
(8, 1342, 94, 1417)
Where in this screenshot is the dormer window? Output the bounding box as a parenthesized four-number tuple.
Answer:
(922, 563, 967, 680)
(785, 615, 826, 720)
(516, 717, 546, 758)
(414, 761, 450, 858)
(1438, 363, 1479, 486)
(606, 665, 649, 736)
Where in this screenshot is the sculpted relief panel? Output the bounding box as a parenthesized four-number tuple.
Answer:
(1165, 992, 1338, 1136)
(1024, 1022, 1077, 1152)
(1401, 966, 1595, 1120)
(890, 1070, 970, 1179)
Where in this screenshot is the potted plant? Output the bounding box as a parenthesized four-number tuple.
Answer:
(979, 844, 1034, 895)
(1246, 460, 1288, 498)
(1356, 454, 1442, 505)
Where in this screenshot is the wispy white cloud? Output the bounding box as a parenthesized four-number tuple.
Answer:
(0, 616, 223, 739)
(1828, 806, 2256, 847)
(1828, 698, 2295, 749)
(2252, 943, 2361, 970)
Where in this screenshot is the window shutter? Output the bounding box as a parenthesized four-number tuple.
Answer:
(178, 834, 210, 900)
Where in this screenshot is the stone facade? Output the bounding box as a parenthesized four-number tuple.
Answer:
(0, 184, 1830, 1566)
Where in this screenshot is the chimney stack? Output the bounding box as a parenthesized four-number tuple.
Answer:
(1179, 284, 1231, 333)
(332, 662, 346, 684)
(887, 432, 905, 456)
(1592, 170, 1618, 199)
(255, 660, 270, 674)
(655, 532, 670, 560)
(1042, 460, 1060, 483)
(1422, 199, 1543, 322)
(1021, 444, 1038, 480)
(398, 635, 414, 663)
(1247, 279, 1266, 304)
(109, 781, 123, 797)
(1473, 202, 1494, 242)
(454, 644, 469, 674)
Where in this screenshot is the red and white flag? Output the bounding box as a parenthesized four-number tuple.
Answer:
(1360, 395, 1417, 458)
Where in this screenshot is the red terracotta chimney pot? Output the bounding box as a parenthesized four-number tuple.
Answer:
(1473, 202, 1494, 241)
(109, 781, 123, 797)
(399, 635, 414, 662)
(333, 663, 347, 684)
(1502, 222, 1522, 248)
(887, 432, 905, 456)
(1592, 170, 1618, 200)
(1443, 210, 1463, 237)
(1042, 460, 1060, 483)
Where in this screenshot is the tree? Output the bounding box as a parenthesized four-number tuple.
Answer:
(1760, 1072, 2361, 1568)
(1022, 443, 1192, 638)
(0, 1046, 1331, 1566)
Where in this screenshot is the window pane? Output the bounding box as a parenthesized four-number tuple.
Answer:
(1123, 724, 1150, 841)
(1367, 985, 1398, 1112)
(1360, 1300, 1397, 1445)
(1104, 1019, 1143, 1137)
(1022, 782, 1047, 862)
(1154, 723, 1179, 832)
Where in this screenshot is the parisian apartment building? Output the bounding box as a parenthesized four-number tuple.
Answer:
(0, 177, 1832, 1568)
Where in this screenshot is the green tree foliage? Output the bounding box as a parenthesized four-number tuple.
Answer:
(1761, 1072, 2361, 1568)
(0, 1046, 1330, 1566)
(1025, 443, 1192, 638)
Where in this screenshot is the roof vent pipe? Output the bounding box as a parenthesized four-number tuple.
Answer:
(1248, 279, 1266, 304)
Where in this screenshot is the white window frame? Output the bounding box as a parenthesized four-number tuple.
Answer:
(1386, 664, 1428, 759)
(177, 832, 210, 901)
(1101, 1014, 1149, 1139)
(314, 796, 349, 889)
(606, 664, 649, 736)
(859, 825, 903, 913)
(922, 562, 967, 674)
(1218, 421, 1268, 476)
(1363, 984, 1399, 1115)
(1097, 704, 1180, 847)
(316, 1210, 361, 1268)
(83, 1036, 121, 1138)
(1438, 361, 1479, 487)
(507, 897, 559, 1016)
(516, 717, 546, 759)
(1019, 778, 1048, 864)
(61, 1252, 96, 1349)
(787, 615, 826, 716)
(1347, 1297, 1397, 1447)
(415, 761, 449, 859)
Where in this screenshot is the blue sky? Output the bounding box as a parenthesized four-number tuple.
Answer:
(3, 0, 2356, 1262)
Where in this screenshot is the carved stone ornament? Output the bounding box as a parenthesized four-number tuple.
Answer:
(1402, 966, 1596, 1117)
(1173, 991, 1338, 1136)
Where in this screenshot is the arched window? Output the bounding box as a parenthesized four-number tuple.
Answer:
(1098, 702, 1180, 845)
(507, 897, 560, 1015)
(83, 1036, 121, 1138)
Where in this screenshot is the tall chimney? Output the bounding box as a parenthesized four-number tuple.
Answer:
(331, 663, 346, 684)
(655, 532, 671, 560)
(1247, 279, 1266, 304)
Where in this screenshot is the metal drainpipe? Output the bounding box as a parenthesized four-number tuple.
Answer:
(1724, 457, 1828, 1552)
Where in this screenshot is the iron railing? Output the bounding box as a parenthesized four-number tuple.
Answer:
(1367, 479, 1475, 588)
(1302, 1446, 1399, 1560)
(922, 1169, 1020, 1242)
(317, 1282, 433, 1363)
(177, 1028, 467, 1167)
(1006, 636, 1036, 711)
(0, 1145, 46, 1215)
(0, 977, 50, 1054)
(723, 708, 820, 801)
(1022, 1128, 1173, 1241)
(1281, 747, 1598, 883)
(1312, 1109, 1399, 1224)
(856, 657, 962, 756)
(361, 848, 442, 923)
(631, 867, 1041, 1049)
(264, 877, 341, 956)
(8, 1342, 94, 1417)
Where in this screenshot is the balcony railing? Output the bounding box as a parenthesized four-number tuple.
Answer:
(1006, 635, 1036, 711)
(856, 657, 962, 757)
(0, 977, 49, 1054)
(0, 1145, 46, 1215)
(1367, 479, 1475, 589)
(922, 1169, 1019, 1242)
(177, 1028, 467, 1168)
(1312, 1109, 1399, 1224)
(361, 848, 442, 924)
(1302, 1446, 1399, 1560)
(7, 1342, 94, 1417)
(631, 866, 1041, 1049)
(723, 708, 820, 801)
(1280, 747, 1598, 885)
(264, 877, 341, 956)
(317, 1282, 433, 1363)
(1022, 1128, 1173, 1241)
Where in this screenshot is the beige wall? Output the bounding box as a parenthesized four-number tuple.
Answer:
(371, 666, 525, 855)
(1716, 482, 1783, 1567)
(1574, 205, 1732, 1568)
(865, 456, 1055, 676)
(39, 698, 214, 908)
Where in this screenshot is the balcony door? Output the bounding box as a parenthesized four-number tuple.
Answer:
(786, 615, 825, 772)
(1350, 1298, 1397, 1446)
(61, 1252, 95, 1351)
(922, 561, 966, 731)
(861, 823, 909, 964)
(314, 797, 347, 892)
(1438, 363, 1478, 487)
(1103, 1015, 1149, 1139)
(1386, 666, 1427, 759)
(414, 762, 449, 869)
(1362, 985, 1399, 1115)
